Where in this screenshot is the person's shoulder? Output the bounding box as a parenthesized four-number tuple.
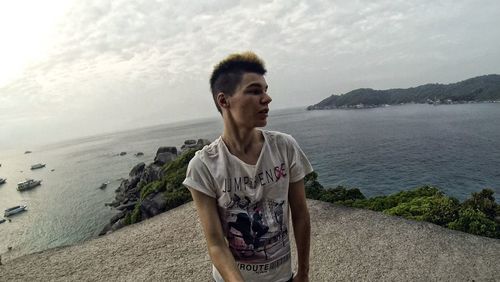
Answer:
(191, 137, 222, 163)
(262, 129, 294, 145)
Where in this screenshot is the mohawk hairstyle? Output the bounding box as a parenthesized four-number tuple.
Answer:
(210, 51, 267, 113)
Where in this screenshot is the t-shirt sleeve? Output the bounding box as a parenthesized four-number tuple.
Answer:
(182, 153, 217, 198)
(286, 134, 314, 183)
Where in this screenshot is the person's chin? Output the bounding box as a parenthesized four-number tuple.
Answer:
(256, 120, 267, 128)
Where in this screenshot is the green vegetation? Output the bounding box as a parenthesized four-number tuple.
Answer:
(125, 150, 500, 239)
(305, 172, 500, 239)
(307, 74, 500, 109)
(128, 149, 197, 224)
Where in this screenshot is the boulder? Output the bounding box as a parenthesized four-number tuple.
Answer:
(117, 202, 137, 211)
(181, 138, 211, 151)
(156, 146, 177, 156)
(140, 163, 164, 183)
(110, 218, 126, 231)
(151, 192, 167, 211)
(197, 138, 211, 147)
(129, 162, 145, 177)
(98, 223, 112, 236)
(110, 210, 127, 224)
(140, 192, 167, 219)
(154, 152, 176, 166)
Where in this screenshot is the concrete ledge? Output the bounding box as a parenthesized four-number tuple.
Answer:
(1, 200, 499, 281)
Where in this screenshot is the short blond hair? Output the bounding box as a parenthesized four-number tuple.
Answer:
(210, 51, 267, 113)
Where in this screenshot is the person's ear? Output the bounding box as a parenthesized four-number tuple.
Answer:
(217, 92, 229, 109)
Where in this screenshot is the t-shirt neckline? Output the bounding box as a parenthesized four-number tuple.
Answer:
(219, 129, 267, 168)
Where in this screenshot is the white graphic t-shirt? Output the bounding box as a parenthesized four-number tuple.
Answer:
(183, 130, 313, 282)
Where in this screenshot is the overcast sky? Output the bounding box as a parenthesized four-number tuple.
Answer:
(1, 0, 499, 149)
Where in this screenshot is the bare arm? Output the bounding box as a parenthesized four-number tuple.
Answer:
(189, 188, 244, 282)
(289, 179, 311, 282)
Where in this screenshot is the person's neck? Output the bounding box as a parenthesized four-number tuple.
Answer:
(222, 126, 260, 155)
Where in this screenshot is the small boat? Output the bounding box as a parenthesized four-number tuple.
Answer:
(0, 178, 6, 185)
(24, 150, 32, 154)
(0, 218, 6, 224)
(31, 163, 46, 170)
(4, 205, 27, 217)
(17, 179, 42, 191)
(99, 182, 109, 190)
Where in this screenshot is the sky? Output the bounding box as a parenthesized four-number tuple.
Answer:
(1, 0, 499, 149)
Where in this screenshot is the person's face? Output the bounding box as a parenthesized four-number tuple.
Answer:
(225, 72, 272, 128)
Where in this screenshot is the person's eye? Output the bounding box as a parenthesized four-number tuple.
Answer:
(247, 89, 262, 95)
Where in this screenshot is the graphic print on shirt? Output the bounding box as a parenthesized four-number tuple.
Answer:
(225, 197, 289, 263)
(222, 163, 290, 263)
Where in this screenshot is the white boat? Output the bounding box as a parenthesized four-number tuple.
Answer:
(4, 205, 27, 217)
(0, 178, 6, 185)
(17, 179, 42, 191)
(31, 163, 46, 170)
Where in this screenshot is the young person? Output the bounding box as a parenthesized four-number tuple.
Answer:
(183, 52, 313, 282)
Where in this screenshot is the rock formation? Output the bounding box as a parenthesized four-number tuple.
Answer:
(100, 139, 210, 235)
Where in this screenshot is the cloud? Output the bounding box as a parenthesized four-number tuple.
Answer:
(0, 0, 499, 148)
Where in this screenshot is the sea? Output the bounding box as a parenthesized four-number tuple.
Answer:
(0, 103, 499, 261)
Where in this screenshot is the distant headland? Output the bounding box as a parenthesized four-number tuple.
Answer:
(307, 74, 500, 110)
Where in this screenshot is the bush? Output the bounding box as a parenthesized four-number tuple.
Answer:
(319, 186, 365, 203)
(304, 171, 327, 200)
(351, 185, 442, 212)
(164, 189, 192, 209)
(130, 204, 142, 224)
(304, 172, 365, 204)
(448, 208, 499, 239)
(462, 189, 497, 220)
(140, 181, 162, 200)
(384, 195, 460, 225)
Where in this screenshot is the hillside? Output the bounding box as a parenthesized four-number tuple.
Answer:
(307, 74, 500, 109)
(1, 200, 499, 281)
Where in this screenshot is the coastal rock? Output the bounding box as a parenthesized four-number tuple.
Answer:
(116, 202, 137, 211)
(110, 218, 126, 231)
(110, 210, 127, 223)
(101, 144, 182, 235)
(139, 163, 164, 184)
(98, 223, 112, 236)
(154, 146, 178, 166)
(140, 193, 167, 219)
(154, 152, 176, 166)
(129, 162, 145, 177)
(181, 139, 210, 151)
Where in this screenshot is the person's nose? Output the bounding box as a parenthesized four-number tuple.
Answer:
(262, 92, 272, 104)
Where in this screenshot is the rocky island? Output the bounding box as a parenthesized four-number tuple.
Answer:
(307, 74, 500, 110)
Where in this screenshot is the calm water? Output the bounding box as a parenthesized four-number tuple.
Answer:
(0, 103, 499, 260)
